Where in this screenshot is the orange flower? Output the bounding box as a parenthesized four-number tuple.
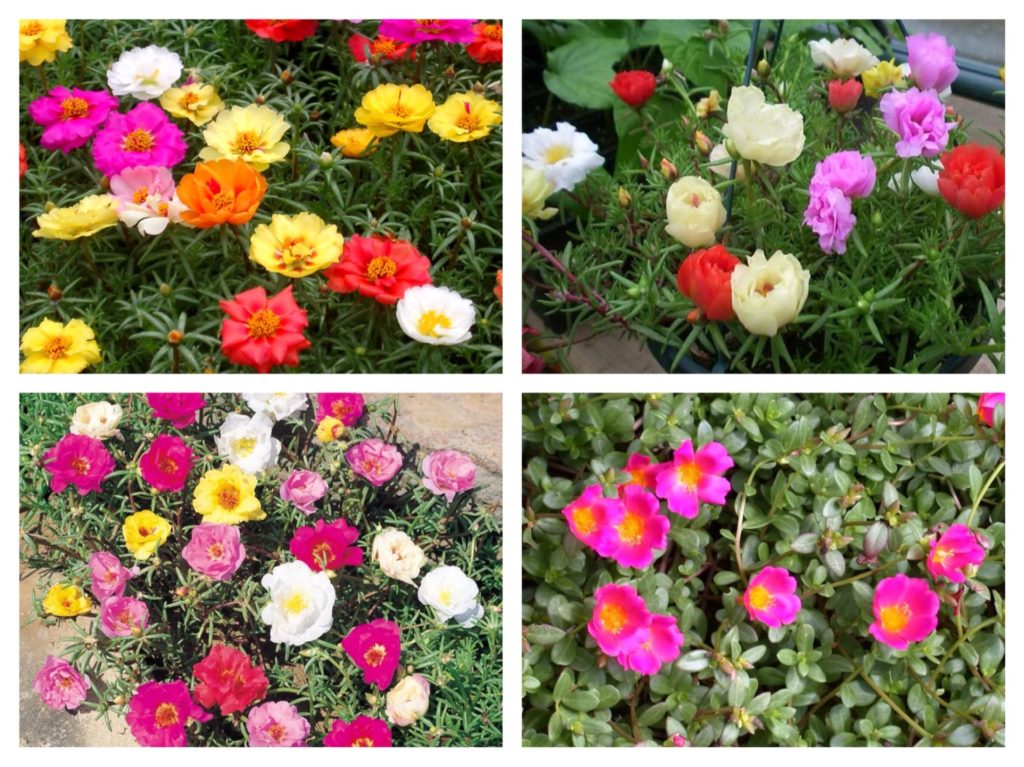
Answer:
(494, 270, 502, 304)
(176, 158, 267, 228)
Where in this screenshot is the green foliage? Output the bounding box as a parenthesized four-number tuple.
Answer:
(20, 393, 502, 746)
(522, 393, 1004, 746)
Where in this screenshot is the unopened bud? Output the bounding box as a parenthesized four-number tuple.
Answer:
(756, 59, 771, 80)
(694, 130, 713, 156)
(318, 151, 333, 168)
(159, 282, 172, 296)
(309, 109, 321, 121)
(638, 154, 649, 170)
(660, 158, 678, 180)
(617, 187, 632, 208)
(472, 81, 485, 94)
(44, 200, 57, 212)
(280, 70, 293, 85)
(99, 176, 110, 190)
(47, 283, 62, 301)
(254, 94, 266, 105)
(167, 329, 183, 345)
(175, 586, 190, 598)
(661, 58, 675, 75)
(460, 217, 473, 229)
(444, 65, 456, 79)
(863, 520, 889, 559)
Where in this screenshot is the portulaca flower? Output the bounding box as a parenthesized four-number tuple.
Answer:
(396, 285, 475, 346)
(522, 122, 603, 193)
(722, 86, 805, 167)
(888, 160, 943, 196)
(69, 401, 122, 440)
(243, 392, 309, 421)
(708, 144, 747, 181)
(260, 560, 335, 645)
(665, 176, 727, 248)
(417, 565, 483, 626)
(731, 249, 810, 337)
(809, 38, 879, 78)
(215, 412, 281, 474)
(386, 674, 430, 726)
(107, 45, 183, 100)
(372, 528, 427, 585)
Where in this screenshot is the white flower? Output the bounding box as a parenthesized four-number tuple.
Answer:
(372, 528, 427, 586)
(722, 86, 805, 167)
(118, 194, 185, 236)
(809, 38, 879, 78)
(260, 560, 335, 645)
(69, 401, 122, 440)
(215, 412, 281, 474)
(386, 674, 430, 726)
(731, 249, 810, 337)
(522, 165, 557, 220)
(522, 122, 604, 193)
(107, 45, 183, 100)
(888, 160, 943, 196)
(396, 285, 475, 346)
(243, 393, 309, 421)
(665, 176, 727, 248)
(708, 144, 746, 181)
(417, 565, 483, 626)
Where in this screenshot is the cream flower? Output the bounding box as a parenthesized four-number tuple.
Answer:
(708, 144, 746, 181)
(372, 528, 427, 585)
(70, 401, 122, 440)
(722, 86, 805, 167)
(243, 393, 309, 421)
(107, 45, 183, 100)
(809, 38, 879, 78)
(260, 560, 335, 645)
(522, 122, 603, 193)
(199, 104, 291, 171)
(396, 285, 475, 346)
(214, 412, 281, 474)
(731, 249, 810, 337)
(417, 565, 483, 626)
(522, 165, 557, 220)
(665, 176, 727, 248)
(386, 674, 430, 726)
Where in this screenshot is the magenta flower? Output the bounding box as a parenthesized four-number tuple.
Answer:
(601, 485, 669, 569)
(125, 680, 211, 747)
(146, 393, 206, 428)
(246, 700, 310, 747)
(811, 150, 877, 198)
(88, 550, 136, 601)
(345, 439, 403, 487)
(620, 453, 664, 491)
(377, 19, 477, 44)
(315, 393, 365, 426)
(33, 655, 90, 710)
(27, 86, 119, 153)
(279, 469, 328, 514)
(868, 574, 940, 650)
(977, 392, 1004, 427)
(619, 613, 685, 675)
(927, 524, 985, 583)
(804, 179, 856, 255)
(100, 595, 150, 638)
(742, 566, 802, 628)
(42, 434, 116, 495)
(562, 485, 624, 550)
(880, 87, 956, 158)
(671, 734, 689, 747)
(654, 439, 733, 518)
(289, 518, 363, 572)
(323, 715, 393, 747)
(907, 33, 959, 92)
(92, 102, 187, 177)
(587, 583, 651, 656)
(421, 449, 476, 502)
(181, 524, 246, 581)
(139, 434, 194, 492)
(340, 619, 401, 690)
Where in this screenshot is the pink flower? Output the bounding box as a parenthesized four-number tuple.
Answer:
(587, 583, 651, 656)
(618, 613, 685, 675)
(92, 102, 187, 177)
(742, 566, 802, 628)
(562, 485, 624, 550)
(246, 700, 310, 747)
(880, 87, 956, 158)
(125, 680, 211, 747)
(139, 434, 194, 492)
(42, 434, 116, 495)
(289, 519, 363, 572)
(977, 392, 1004, 427)
(146, 393, 206, 428)
(620, 454, 664, 492)
(804, 179, 856, 255)
(654, 439, 733, 518)
(27, 87, 119, 153)
(100, 595, 150, 637)
(811, 150, 877, 199)
(109, 165, 184, 234)
(377, 19, 477, 44)
(323, 715, 393, 747)
(926, 524, 985, 583)
(601, 485, 669, 569)
(907, 33, 959, 92)
(421, 449, 476, 502)
(279, 469, 328, 514)
(868, 574, 940, 650)
(671, 734, 689, 747)
(33, 655, 90, 710)
(88, 550, 135, 601)
(181, 524, 246, 581)
(345, 439, 403, 486)
(315, 393, 365, 426)
(340, 619, 401, 690)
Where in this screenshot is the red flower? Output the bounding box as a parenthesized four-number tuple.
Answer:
(245, 20, 319, 43)
(467, 22, 502, 64)
(138, 434, 194, 493)
(19, 143, 27, 178)
(323, 715, 393, 747)
(289, 519, 363, 572)
(828, 79, 863, 114)
(219, 285, 311, 373)
(347, 34, 415, 63)
(340, 619, 401, 689)
(676, 244, 741, 321)
(324, 234, 432, 305)
(937, 143, 1005, 219)
(192, 644, 269, 716)
(610, 70, 657, 109)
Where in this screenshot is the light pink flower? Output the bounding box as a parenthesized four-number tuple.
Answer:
(587, 583, 650, 656)
(618, 613, 685, 675)
(246, 700, 310, 747)
(181, 524, 246, 581)
(804, 179, 856, 255)
(33, 655, 90, 710)
(907, 33, 959, 92)
(654, 439, 733, 518)
(880, 87, 956, 158)
(600, 485, 669, 569)
(868, 574, 939, 650)
(421, 449, 476, 502)
(742, 566, 802, 628)
(109, 165, 185, 235)
(279, 469, 328, 514)
(926, 524, 985, 583)
(345, 439, 402, 487)
(99, 595, 150, 637)
(88, 550, 136, 601)
(810, 150, 877, 199)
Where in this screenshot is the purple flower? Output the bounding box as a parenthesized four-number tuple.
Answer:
(880, 87, 956, 158)
(279, 469, 328, 514)
(811, 150, 877, 199)
(907, 33, 959, 92)
(804, 179, 856, 255)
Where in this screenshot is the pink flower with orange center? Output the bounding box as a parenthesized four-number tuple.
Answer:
(587, 583, 650, 656)
(742, 566, 802, 628)
(601, 485, 669, 569)
(977, 392, 1004, 427)
(99, 595, 150, 638)
(561, 484, 623, 550)
(618, 613, 685, 675)
(619, 453, 664, 491)
(926, 524, 985, 584)
(655, 439, 733, 518)
(868, 574, 939, 650)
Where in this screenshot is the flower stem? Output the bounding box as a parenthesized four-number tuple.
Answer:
(967, 460, 1004, 527)
(858, 668, 931, 739)
(734, 493, 748, 586)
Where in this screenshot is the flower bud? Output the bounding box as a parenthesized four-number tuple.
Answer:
(166, 329, 183, 345)
(444, 65, 456, 79)
(756, 59, 771, 79)
(254, 94, 266, 105)
(158, 282, 172, 296)
(617, 186, 632, 208)
(660, 158, 678, 180)
(47, 283, 62, 301)
(280, 69, 293, 85)
(472, 81, 485, 94)
(44, 200, 57, 212)
(309, 109, 321, 121)
(863, 520, 890, 560)
(693, 130, 713, 156)
(318, 151, 333, 168)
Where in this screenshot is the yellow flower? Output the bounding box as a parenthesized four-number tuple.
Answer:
(522, 166, 557, 221)
(316, 416, 345, 443)
(249, 212, 344, 278)
(42, 583, 91, 617)
(123, 510, 171, 560)
(427, 91, 502, 143)
(355, 83, 436, 138)
(193, 465, 264, 524)
(159, 82, 224, 126)
(33, 194, 118, 240)
(695, 89, 721, 118)
(19, 19, 72, 66)
(861, 59, 906, 99)
(20, 318, 101, 374)
(330, 127, 379, 158)
(199, 104, 291, 171)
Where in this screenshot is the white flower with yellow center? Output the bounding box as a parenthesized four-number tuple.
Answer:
(243, 393, 309, 421)
(522, 122, 603, 193)
(107, 45, 183, 100)
(70, 401, 123, 440)
(199, 104, 291, 171)
(417, 565, 483, 626)
(214, 412, 280, 474)
(396, 285, 475, 346)
(260, 560, 335, 645)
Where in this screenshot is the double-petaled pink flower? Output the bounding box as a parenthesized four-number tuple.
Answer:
(139, 434, 194, 492)
(42, 433, 116, 495)
(88, 550, 136, 601)
(92, 102, 187, 177)
(868, 574, 939, 650)
(33, 655, 90, 710)
(125, 680, 211, 747)
(315, 393, 365, 426)
(341, 619, 401, 690)
(880, 87, 956, 158)
(926, 524, 985, 583)
(99, 595, 150, 637)
(562, 484, 623, 550)
(654, 439, 733, 518)
(345, 439, 403, 487)
(279, 469, 328, 514)
(601, 485, 669, 569)
(27, 86, 119, 153)
(742, 566, 802, 628)
(323, 715, 393, 747)
(182, 524, 246, 581)
(421, 449, 476, 502)
(289, 518, 363, 572)
(146, 393, 206, 428)
(246, 700, 310, 747)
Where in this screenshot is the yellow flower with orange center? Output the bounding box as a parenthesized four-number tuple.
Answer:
(19, 19, 72, 65)
(42, 583, 92, 617)
(427, 91, 502, 143)
(159, 81, 224, 126)
(249, 212, 344, 278)
(200, 104, 291, 171)
(355, 83, 436, 138)
(123, 510, 171, 560)
(192, 466, 264, 524)
(860, 59, 906, 99)
(329, 127, 379, 158)
(20, 318, 101, 374)
(33, 194, 118, 240)
(316, 416, 345, 443)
